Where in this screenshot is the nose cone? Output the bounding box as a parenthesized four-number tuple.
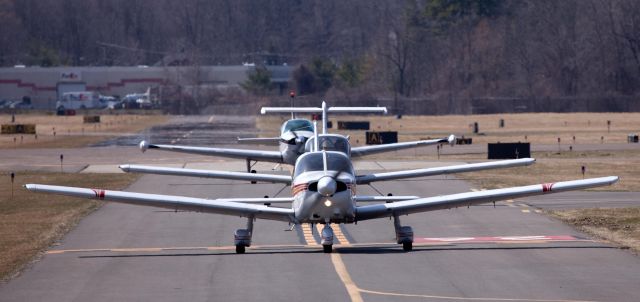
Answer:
(139, 140, 148, 152)
(317, 176, 337, 197)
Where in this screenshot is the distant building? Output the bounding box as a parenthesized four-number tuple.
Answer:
(0, 65, 292, 109)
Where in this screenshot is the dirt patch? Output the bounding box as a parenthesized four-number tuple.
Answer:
(257, 112, 640, 146)
(549, 208, 640, 254)
(0, 171, 138, 281)
(458, 150, 640, 191)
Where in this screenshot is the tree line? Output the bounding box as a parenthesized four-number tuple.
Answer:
(1, 0, 639, 113)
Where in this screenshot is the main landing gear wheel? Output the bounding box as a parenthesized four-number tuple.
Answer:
(323, 245, 333, 253)
(402, 242, 413, 251)
(235, 245, 246, 254)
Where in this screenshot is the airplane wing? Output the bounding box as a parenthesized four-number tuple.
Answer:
(139, 141, 283, 163)
(200, 196, 421, 204)
(351, 135, 455, 158)
(356, 158, 535, 184)
(354, 195, 420, 202)
(119, 165, 292, 184)
(25, 184, 295, 222)
(356, 176, 619, 221)
(237, 137, 281, 146)
(229, 197, 294, 204)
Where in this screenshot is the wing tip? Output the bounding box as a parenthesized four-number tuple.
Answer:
(119, 164, 130, 172)
(606, 176, 620, 184)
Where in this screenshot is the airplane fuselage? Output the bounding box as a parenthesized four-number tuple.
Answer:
(290, 152, 357, 224)
(278, 130, 314, 165)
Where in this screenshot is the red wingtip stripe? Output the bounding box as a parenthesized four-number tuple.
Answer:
(91, 189, 106, 200)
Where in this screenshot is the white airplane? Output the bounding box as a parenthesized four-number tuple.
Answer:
(138, 102, 454, 172)
(25, 138, 618, 254)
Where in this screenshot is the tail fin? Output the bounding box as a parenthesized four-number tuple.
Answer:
(313, 120, 319, 151)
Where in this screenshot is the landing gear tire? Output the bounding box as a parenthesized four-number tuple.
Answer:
(402, 242, 413, 251)
(250, 169, 257, 184)
(235, 245, 246, 254)
(323, 245, 333, 253)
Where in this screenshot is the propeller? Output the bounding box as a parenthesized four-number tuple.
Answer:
(139, 140, 149, 152)
(447, 134, 456, 146)
(317, 176, 337, 197)
(316, 151, 341, 197)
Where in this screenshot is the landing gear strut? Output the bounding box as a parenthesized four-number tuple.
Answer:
(234, 217, 254, 254)
(321, 223, 334, 253)
(393, 215, 414, 251)
(246, 159, 257, 184)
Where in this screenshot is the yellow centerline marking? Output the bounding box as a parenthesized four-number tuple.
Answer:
(330, 253, 364, 302)
(315, 224, 325, 243)
(521, 209, 531, 213)
(301, 223, 318, 246)
(312, 223, 351, 246)
(334, 226, 351, 247)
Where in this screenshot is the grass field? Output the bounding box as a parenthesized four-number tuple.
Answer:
(456, 150, 639, 192)
(0, 114, 168, 149)
(0, 172, 138, 281)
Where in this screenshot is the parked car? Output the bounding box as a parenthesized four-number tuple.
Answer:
(9, 100, 34, 109)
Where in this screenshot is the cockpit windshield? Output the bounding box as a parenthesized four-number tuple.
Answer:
(305, 135, 350, 155)
(294, 152, 354, 177)
(281, 119, 314, 134)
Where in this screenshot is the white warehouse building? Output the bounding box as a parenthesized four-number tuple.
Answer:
(0, 65, 292, 109)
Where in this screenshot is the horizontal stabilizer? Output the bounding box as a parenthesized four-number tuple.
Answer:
(261, 107, 387, 114)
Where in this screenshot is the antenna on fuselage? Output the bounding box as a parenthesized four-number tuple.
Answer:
(321, 101, 328, 135)
(313, 120, 319, 152)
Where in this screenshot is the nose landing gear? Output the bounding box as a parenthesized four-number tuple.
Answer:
(321, 223, 334, 253)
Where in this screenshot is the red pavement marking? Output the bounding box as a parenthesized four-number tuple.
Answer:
(414, 235, 580, 244)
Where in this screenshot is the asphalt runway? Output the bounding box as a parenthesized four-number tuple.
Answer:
(2, 168, 640, 302)
(2, 115, 640, 301)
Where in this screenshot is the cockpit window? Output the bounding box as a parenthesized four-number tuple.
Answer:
(305, 135, 350, 155)
(294, 152, 354, 177)
(281, 119, 314, 134)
